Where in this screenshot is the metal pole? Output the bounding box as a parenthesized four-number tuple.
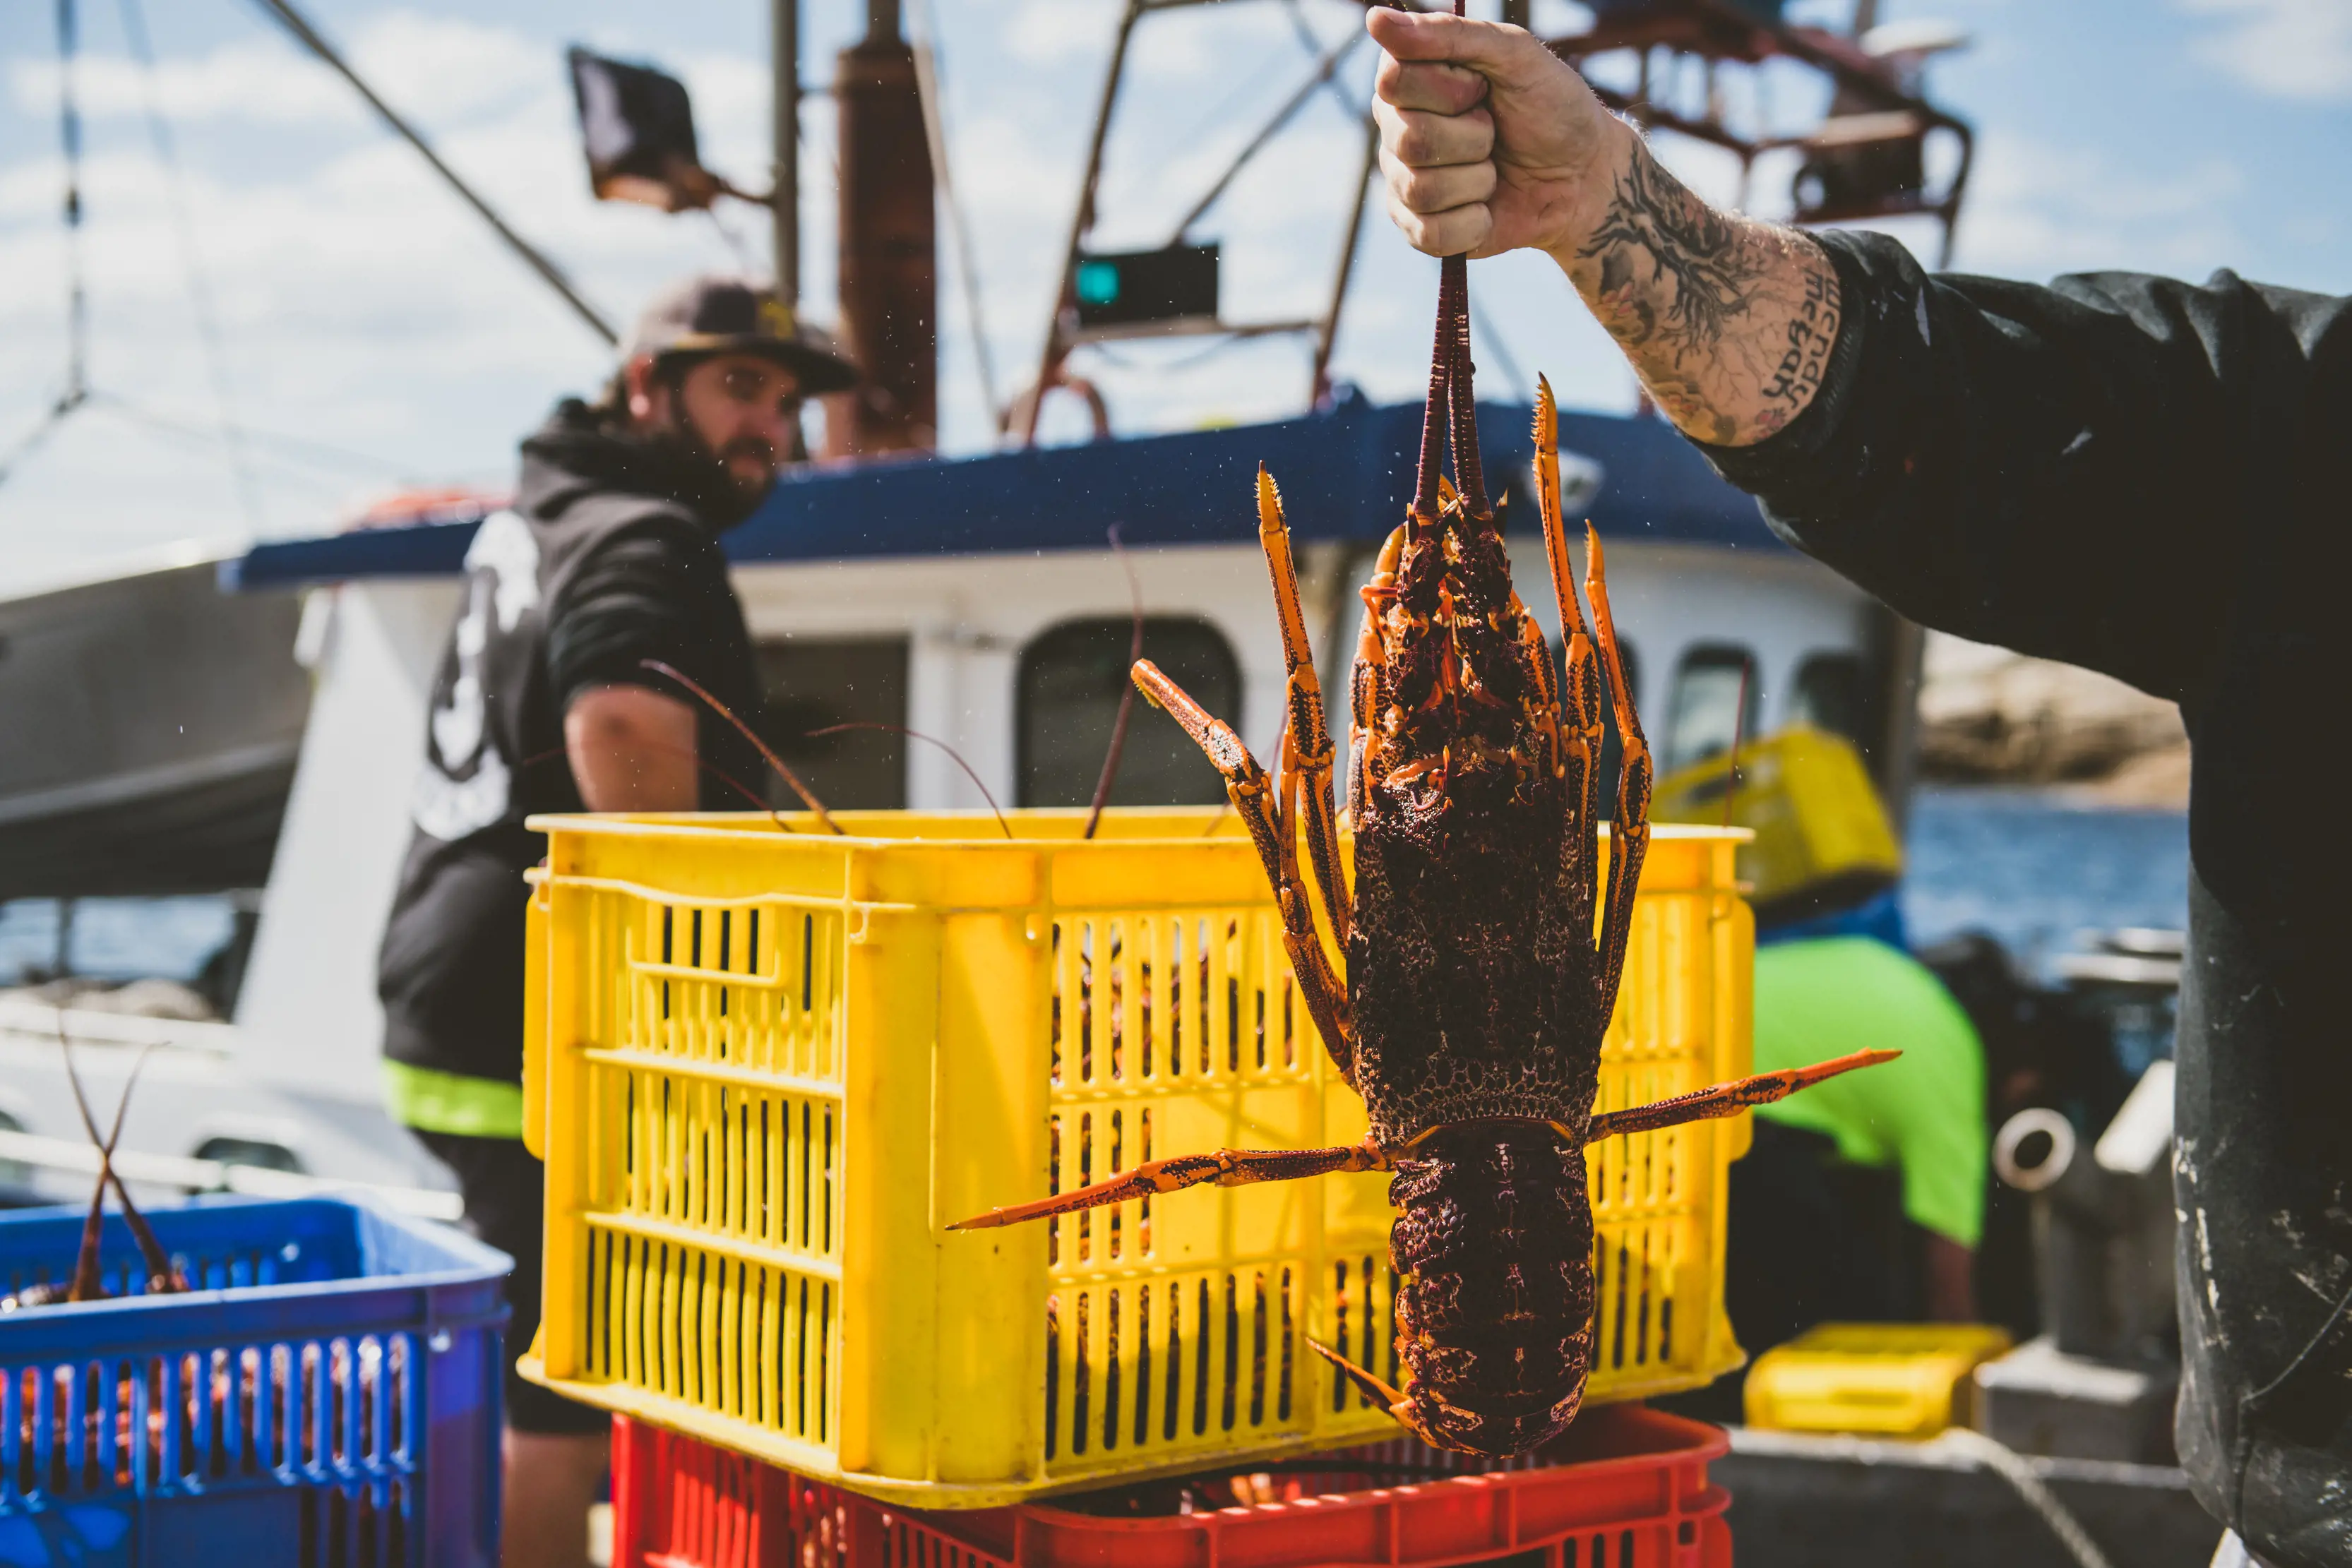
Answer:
(247, 0, 617, 345)
(773, 0, 799, 308)
(1312, 115, 1378, 406)
(1022, 0, 1142, 444)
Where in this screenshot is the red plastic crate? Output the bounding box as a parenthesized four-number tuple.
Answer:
(611, 1405, 1730, 1568)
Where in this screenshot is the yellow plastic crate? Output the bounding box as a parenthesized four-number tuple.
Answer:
(515, 808, 1752, 1507)
(1652, 727, 1902, 908)
(1745, 1323, 2014, 1439)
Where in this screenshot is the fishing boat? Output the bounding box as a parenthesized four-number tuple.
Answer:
(0, 0, 1948, 1198)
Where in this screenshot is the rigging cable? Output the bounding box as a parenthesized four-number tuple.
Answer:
(0, 0, 92, 490)
(1171, 27, 1366, 242)
(1279, 0, 1365, 121)
(91, 393, 412, 485)
(118, 0, 264, 529)
(906, 0, 1002, 429)
(57, 0, 88, 415)
(245, 0, 619, 347)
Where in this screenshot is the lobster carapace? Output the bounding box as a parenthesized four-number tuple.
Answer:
(953, 249, 1894, 1454)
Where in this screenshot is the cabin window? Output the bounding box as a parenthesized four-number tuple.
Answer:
(1550, 637, 1640, 816)
(194, 1137, 304, 1174)
(1663, 644, 1760, 777)
(0, 1108, 25, 1190)
(1019, 618, 1240, 808)
(1791, 651, 1867, 746)
(754, 638, 912, 810)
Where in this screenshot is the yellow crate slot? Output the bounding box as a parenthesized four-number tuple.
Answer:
(517, 809, 1750, 1508)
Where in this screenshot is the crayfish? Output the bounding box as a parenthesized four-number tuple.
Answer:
(953, 249, 1894, 1455)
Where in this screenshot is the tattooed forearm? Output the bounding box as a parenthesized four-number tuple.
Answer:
(1556, 136, 1841, 447)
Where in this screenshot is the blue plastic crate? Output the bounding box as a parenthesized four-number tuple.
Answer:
(0, 1195, 509, 1568)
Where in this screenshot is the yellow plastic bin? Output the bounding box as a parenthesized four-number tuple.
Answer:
(1745, 1322, 2015, 1439)
(515, 808, 1752, 1507)
(1652, 726, 1902, 908)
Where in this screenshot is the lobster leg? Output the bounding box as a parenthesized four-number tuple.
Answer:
(1308, 1339, 1409, 1409)
(1584, 1048, 1901, 1142)
(950, 1142, 1388, 1231)
(1133, 658, 1355, 1078)
(1308, 1341, 1456, 1449)
(1534, 377, 1608, 941)
(1583, 523, 1654, 1015)
(1256, 467, 1351, 948)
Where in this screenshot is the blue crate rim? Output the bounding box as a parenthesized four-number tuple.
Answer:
(0, 1193, 511, 1348)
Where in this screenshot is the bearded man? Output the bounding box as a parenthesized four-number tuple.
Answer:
(377, 275, 855, 1568)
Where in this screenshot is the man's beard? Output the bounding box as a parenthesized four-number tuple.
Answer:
(653, 415, 777, 510)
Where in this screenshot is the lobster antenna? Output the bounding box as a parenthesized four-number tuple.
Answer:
(100, 1043, 179, 1287)
(806, 723, 1014, 839)
(52, 1015, 111, 1300)
(1411, 271, 1450, 523)
(53, 1023, 174, 1298)
(1083, 522, 1145, 839)
(1445, 255, 1489, 517)
(56, 1022, 178, 1288)
(516, 741, 794, 834)
(640, 659, 844, 834)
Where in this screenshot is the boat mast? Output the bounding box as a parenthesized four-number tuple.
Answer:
(831, 0, 939, 455)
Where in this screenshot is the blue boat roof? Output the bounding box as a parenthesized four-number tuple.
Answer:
(222, 393, 1776, 592)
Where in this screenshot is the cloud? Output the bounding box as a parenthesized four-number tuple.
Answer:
(1004, 0, 1116, 68)
(6, 10, 551, 130)
(1945, 131, 2245, 278)
(7, 34, 354, 126)
(0, 13, 777, 572)
(2178, 0, 2352, 102)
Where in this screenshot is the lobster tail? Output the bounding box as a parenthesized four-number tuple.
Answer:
(1389, 1120, 1597, 1455)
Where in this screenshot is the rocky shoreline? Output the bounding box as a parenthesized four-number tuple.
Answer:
(1916, 634, 2190, 810)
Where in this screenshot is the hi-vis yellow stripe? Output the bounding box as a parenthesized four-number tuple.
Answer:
(383, 1060, 525, 1139)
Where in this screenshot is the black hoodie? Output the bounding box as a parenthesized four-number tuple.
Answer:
(378, 399, 764, 1101)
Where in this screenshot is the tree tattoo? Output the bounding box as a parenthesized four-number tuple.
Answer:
(1568, 140, 1840, 446)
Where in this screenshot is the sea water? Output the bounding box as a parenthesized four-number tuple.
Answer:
(1902, 786, 2190, 983)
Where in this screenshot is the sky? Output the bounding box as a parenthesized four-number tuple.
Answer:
(0, 0, 2344, 592)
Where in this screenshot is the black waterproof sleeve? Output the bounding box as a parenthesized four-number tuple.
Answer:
(1693, 229, 2352, 1568)
(1699, 229, 2348, 706)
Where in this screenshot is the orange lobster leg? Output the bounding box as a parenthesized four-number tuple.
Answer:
(1133, 657, 1354, 1079)
(1582, 524, 1654, 1008)
(1256, 467, 1351, 949)
(1584, 1048, 1901, 1142)
(950, 1141, 1388, 1231)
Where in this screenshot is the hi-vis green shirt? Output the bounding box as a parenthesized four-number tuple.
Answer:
(1752, 936, 1988, 1248)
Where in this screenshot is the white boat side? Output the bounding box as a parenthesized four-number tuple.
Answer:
(0, 405, 1903, 1195)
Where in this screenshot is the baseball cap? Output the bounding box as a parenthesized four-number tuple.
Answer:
(624, 274, 859, 395)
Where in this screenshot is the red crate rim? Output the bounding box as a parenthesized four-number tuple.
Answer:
(616, 1405, 1729, 1568)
